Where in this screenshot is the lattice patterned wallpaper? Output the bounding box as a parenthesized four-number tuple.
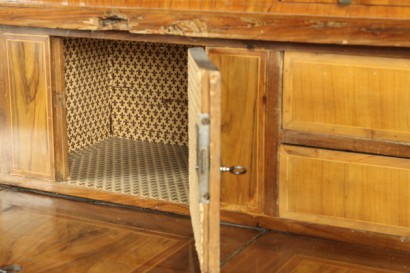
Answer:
(64, 38, 112, 152)
(110, 41, 189, 146)
(64, 38, 190, 152)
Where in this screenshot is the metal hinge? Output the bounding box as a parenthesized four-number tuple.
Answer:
(197, 113, 210, 204)
(196, 113, 248, 204)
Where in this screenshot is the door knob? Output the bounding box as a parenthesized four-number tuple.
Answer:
(220, 166, 247, 175)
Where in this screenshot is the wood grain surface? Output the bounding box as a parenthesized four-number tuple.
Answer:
(0, 189, 262, 273)
(2, 33, 55, 180)
(0, 5, 409, 47)
(1, 0, 410, 17)
(50, 37, 69, 181)
(188, 47, 221, 273)
(279, 145, 410, 236)
(282, 130, 410, 160)
(0, 31, 5, 175)
(275, 255, 402, 273)
(1, 10, 410, 262)
(208, 48, 266, 215)
(2, 188, 410, 272)
(283, 51, 410, 143)
(222, 232, 410, 273)
(0, 199, 191, 272)
(281, 0, 410, 6)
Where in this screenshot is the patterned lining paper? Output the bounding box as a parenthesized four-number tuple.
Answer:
(63, 38, 190, 202)
(110, 41, 189, 145)
(66, 137, 188, 203)
(64, 38, 190, 152)
(64, 38, 112, 152)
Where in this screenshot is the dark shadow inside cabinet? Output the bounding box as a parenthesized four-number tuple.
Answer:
(62, 37, 192, 204)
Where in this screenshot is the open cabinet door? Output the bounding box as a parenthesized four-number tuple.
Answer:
(188, 47, 221, 273)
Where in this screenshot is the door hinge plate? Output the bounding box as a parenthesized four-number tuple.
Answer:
(197, 113, 210, 204)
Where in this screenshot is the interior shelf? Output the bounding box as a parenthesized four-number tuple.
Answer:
(64, 137, 189, 204)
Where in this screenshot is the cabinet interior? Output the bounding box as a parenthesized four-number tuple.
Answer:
(62, 37, 193, 204)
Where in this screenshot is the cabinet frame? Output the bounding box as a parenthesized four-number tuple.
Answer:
(279, 0, 410, 7)
(2, 26, 410, 252)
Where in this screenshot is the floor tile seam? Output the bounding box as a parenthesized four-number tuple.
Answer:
(5, 204, 193, 240)
(220, 229, 268, 268)
(137, 239, 194, 273)
(2, 185, 191, 224)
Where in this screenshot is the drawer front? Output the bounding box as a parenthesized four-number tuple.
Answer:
(279, 145, 410, 235)
(280, 0, 410, 6)
(283, 52, 410, 143)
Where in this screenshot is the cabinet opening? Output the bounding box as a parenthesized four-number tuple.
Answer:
(61, 37, 193, 204)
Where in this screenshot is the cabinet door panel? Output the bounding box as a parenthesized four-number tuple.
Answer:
(188, 47, 221, 273)
(2, 34, 55, 180)
(279, 145, 410, 236)
(284, 52, 410, 143)
(208, 48, 267, 214)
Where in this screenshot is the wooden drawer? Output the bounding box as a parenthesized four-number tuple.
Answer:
(283, 52, 410, 143)
(279, 145, 410, 236)
(280, 0, 410, 6)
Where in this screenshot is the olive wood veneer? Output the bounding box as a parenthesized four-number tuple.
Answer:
(1, 27, 410, 252)
(3, 188, 410, 273)
(0, 1, 410, 48)
(1, 0, 410, 258)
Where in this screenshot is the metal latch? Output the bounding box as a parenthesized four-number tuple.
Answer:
(197, 113, 210, 204)
(196, 114, 248, 204)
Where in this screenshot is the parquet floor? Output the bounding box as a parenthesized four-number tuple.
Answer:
(1, 187, 410, 273)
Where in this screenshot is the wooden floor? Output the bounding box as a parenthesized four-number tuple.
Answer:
(1, 186, 410, 273)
